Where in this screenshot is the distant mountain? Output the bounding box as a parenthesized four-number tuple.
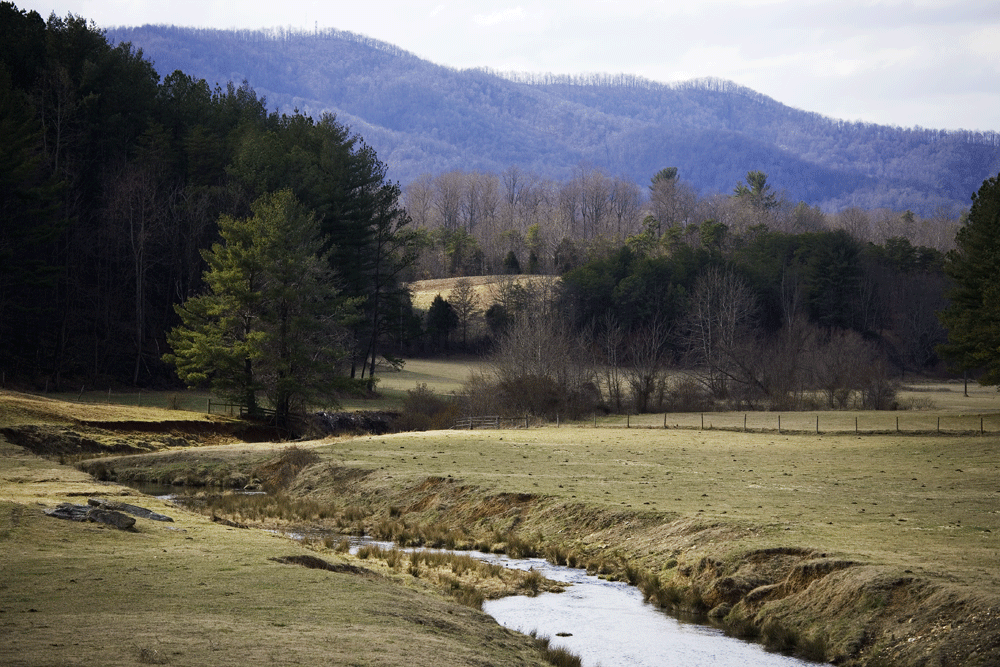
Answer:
(107, 25, 1000, 215)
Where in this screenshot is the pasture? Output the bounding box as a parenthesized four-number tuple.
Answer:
(3, 367, 999, 665)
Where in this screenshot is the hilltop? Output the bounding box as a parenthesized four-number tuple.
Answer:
(107, 24, 1000, 214)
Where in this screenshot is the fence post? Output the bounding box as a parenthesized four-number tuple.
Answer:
(855, 416, 858, 433)
(896, 416, 899, 433)
(701, 413, 704, 430)
(594, 413, 597, 428)
(744, 414, 747, 432)
(524, 414, 528, 429)
(778, 415, 781, 433)
(937, 416, 940, 433)
(982, 416, 985, 435)
(664, 413, 667, 429)
(816, 415, 819, 434)
(627, 414, 630, 428)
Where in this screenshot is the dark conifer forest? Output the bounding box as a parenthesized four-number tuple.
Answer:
(0, 4, 412, 391)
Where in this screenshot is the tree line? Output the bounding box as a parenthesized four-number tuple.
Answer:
(421, 170, 969, 417)
(402, 166, 961, 283)
(0, 3, 413, 410)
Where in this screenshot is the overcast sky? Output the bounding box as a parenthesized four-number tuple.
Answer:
(18, 0, 1000, 132)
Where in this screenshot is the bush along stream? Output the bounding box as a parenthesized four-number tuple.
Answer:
(94, 445, 1000, 667)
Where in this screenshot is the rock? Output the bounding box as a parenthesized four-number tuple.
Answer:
(310, 411, 398, 436)
(87, 498, 173, 522)
(44, 503, 136, 530)
(85, 508, 136, 530)
(44, 503, 90, 522)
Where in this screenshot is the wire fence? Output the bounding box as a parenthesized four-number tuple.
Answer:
(588, 411, 1000, 435)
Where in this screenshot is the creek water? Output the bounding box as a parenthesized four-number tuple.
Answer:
(138, 488, 816, 667)
(476, 552, 816, 667)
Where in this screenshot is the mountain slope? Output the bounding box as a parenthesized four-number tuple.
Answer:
(107, 25, 1000, 214)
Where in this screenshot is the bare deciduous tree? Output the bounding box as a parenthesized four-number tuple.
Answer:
(596, 313, 626, 413)
(449, 278, 480, 347)
(682, 266, 760, 402)
(433, 171, 464, 230)
(624, 321, 669, 413)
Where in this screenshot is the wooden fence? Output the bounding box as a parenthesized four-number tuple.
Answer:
(206, 399, 276, 419)
(594, 411, 1000, 435)
(453, 415, 530, 430)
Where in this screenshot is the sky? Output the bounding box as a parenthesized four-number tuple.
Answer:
(16, 0, 1000, 132)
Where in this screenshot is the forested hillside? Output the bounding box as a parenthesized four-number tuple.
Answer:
(105, 24, 1000, 215)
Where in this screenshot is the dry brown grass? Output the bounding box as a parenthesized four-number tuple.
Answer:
(4, 381, 1000, 666)
(0, 439, 554, 667)
(0, 389, 228, 426)
(406, 275, 559, 312)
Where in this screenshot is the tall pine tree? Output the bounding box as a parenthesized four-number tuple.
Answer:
(164, 189, 353, 427)
(938, 173, 1000, 386)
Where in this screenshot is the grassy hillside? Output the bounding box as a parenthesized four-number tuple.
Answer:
(406, 275, 559, 313)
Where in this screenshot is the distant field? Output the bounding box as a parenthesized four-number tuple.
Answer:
(406, 275, 559, 313)
(30, 360, 1000, 429)
(375, 357, 486, 394)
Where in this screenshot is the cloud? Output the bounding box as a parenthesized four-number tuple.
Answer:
(473, 6, 525, 27)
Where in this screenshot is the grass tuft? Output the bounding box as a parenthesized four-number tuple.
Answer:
(135, 645, 169, 665)
(528, 631, 583, 667)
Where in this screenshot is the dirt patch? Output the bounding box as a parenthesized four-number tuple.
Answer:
(0, 424, 195, 457)
(269, 554, 376, 576)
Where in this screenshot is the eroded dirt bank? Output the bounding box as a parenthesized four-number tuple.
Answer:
(289, 470, 1000, 667)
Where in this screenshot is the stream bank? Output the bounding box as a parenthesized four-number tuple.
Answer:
(87, 441, 999, 667)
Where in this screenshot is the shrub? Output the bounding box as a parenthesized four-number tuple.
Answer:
(451, 585, 485, 610)
(529, 632, 583, 667)
(761, 619, 799, 653)
(522, 569, 543, 595)
(664, 375, 711, 412)
(396, 383, 460, 431)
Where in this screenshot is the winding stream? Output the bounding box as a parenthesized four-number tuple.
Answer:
(141, 486, 816, 667)
(476, 552, 815, 667)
